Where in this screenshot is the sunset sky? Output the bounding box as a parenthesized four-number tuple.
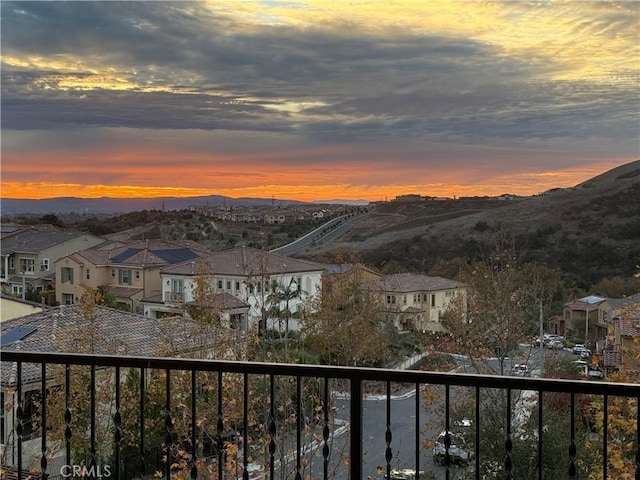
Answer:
(1, 1, 638, 202)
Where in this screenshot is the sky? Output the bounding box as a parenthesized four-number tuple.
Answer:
(1, 1, 639, 202)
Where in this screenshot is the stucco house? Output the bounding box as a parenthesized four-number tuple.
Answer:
(54, 240, 212, 313)
(144, 246, 325, 332)
(363, 273, 466, 332)
(0, 225, 105, 300)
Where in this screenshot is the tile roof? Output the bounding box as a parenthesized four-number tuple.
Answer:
(0, 305, 229, 386)
(1, 228, 103, 254)
(162, 246, 325, 276)
(603, 349, 622, 368)
(70, 239, 212, 268)
(364, 273, 464, 293)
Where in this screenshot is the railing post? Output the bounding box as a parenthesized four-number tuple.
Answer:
(350, 378, 362, 480)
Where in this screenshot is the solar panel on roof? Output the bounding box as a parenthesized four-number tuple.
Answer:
(152, 248, 199, 264)
(1, 326, 37, 346)
(111, 248, 143, 263)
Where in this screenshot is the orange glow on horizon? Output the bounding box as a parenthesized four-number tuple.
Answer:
(0, 161, 623, 203)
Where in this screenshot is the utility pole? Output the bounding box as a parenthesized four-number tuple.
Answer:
(585, 302, 590, 349)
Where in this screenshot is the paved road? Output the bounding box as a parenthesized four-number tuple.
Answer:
(270, 213, 369, 256)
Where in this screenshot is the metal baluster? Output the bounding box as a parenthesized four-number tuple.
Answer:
(444, 384, 451, 480)
(90, 365, 97, 473)
(268, 375, 276, 480)
(505, 388, 513, 480)
(217, 372, 224, 480)
(140, 367, 146, 477)
(295, 376, 302, 480)
(40, 363, 48, 480)
(64, 365, 71, 470)
(191, 370, 197, 480)
(475, 387, 480, 479)
(165, 369, 172, 480)
(16, 361, 23, 480)
(635, 395, 639, 480)
(385, 380, 392, 480)
(569, 393, 576, 478)
(603, 395, 608, 480)
(323, 377, 330, 480)
(350, 378, 363, 480)
(243, 373, 249, 480)
(415, 382, 420, 480)
(114, 366, 122, 480)
(538, 390, 544, 480)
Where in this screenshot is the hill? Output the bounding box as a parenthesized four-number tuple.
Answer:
(298, 160, 640, 289)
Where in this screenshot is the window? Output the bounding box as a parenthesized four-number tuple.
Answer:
(171, 279, 183, 293)
(296, 277, 302, 291)
(61, 267, 74, 284)
(226, 280, 231, 290)
(41, 258, 50, 271)
(9, 257, 14, 270)
(235, 281, 240, 291)
(431, 294, 436, 307)
(20, 258, 35, 273)
(12, 285, 23, 296)
(249, 284, 254, 294)
(387, 295, 396, 305)
(118, 269, 132, 285)
(86, 269, 90, 280)
(63, 293, 74, 305)
(112, 269, 116, 277)
(136, 270, 140, 280)
(217, 280, 223, 289)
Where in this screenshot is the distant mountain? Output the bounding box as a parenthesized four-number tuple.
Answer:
(0, 195, 308, 215)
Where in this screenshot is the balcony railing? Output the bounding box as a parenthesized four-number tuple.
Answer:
(2, 350, 639, 480)
(164, 292, 184, 303)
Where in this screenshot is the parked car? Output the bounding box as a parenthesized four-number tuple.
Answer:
(512, 364, 530, 377)
(543, 334, 564, 348)
(580, 349, 592, 359)
(572, 344, 586, 355)
(547, 339, 563, 350)
(586, 366, 604, 379)
(387, 469, 425, 480)
(433, 419, 473, 467)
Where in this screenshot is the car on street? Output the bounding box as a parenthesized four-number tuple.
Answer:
(572, 344, 586, 355)
(512, 364, 530, 377)
(387, 469, 425, 480)
(433, 419, 473, 467)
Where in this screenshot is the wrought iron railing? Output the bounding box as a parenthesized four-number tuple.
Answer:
(2, 351, 639, 480)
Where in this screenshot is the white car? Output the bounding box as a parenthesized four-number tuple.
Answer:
(512, 364, 530, 377)
(572, 344, 586, 355)
(432, 419, 473, 467)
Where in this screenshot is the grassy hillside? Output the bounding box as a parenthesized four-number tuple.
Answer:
(300, 160, 640, 290)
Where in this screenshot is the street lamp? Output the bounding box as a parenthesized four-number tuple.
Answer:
(584, 302, 590, 349)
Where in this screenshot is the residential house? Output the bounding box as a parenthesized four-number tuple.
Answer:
(562, 294, 640, 347)
(0, 225, 105, 299)
(54, 239, 212, 313)
(0, 304, 240, 473)
(145, 246, 325, 332)
(364, 273, 466, 332)
(0, 295, 48, 322)
(603, 304, 640, 374)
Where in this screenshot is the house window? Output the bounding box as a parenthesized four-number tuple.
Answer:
(226, 280, 231, 290)
(217, 280, 223, 289)
(86, 269, 91, 280)
(249, 284, 255, 294)
(12, 285, 23, 296)
(387, 295, 396, 305)
(9, 257, 15, 270)
(171, 279, 183, 292)
(118, 269, 132, 285)
(41, 258, 50, 271)
(112, 269, 116, 277)
(63, 293, 74, 305)
(136, 271, 140, 280)
(296, 277, 302, 291)
(61, 267, 74, 284)
(20, 258, 35, 273)
(235, 281, 240, 291)
(431, 294, 436, 307)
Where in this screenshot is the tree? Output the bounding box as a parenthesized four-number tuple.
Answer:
(266, 277, 304, 359)
(302, 258, 389, 366)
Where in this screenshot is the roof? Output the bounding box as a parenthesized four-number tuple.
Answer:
(603, 349, 622, 368)
(68, 239, 212, 268)
(364, 273, 464, 293)
(1, 227, 104, 255)
(162, 246, 325, 277)
(187, 292, 249, 311)
(323, 263, 382, 277)
(0, 305, 231, 386)
(606, 293, 640, 311)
